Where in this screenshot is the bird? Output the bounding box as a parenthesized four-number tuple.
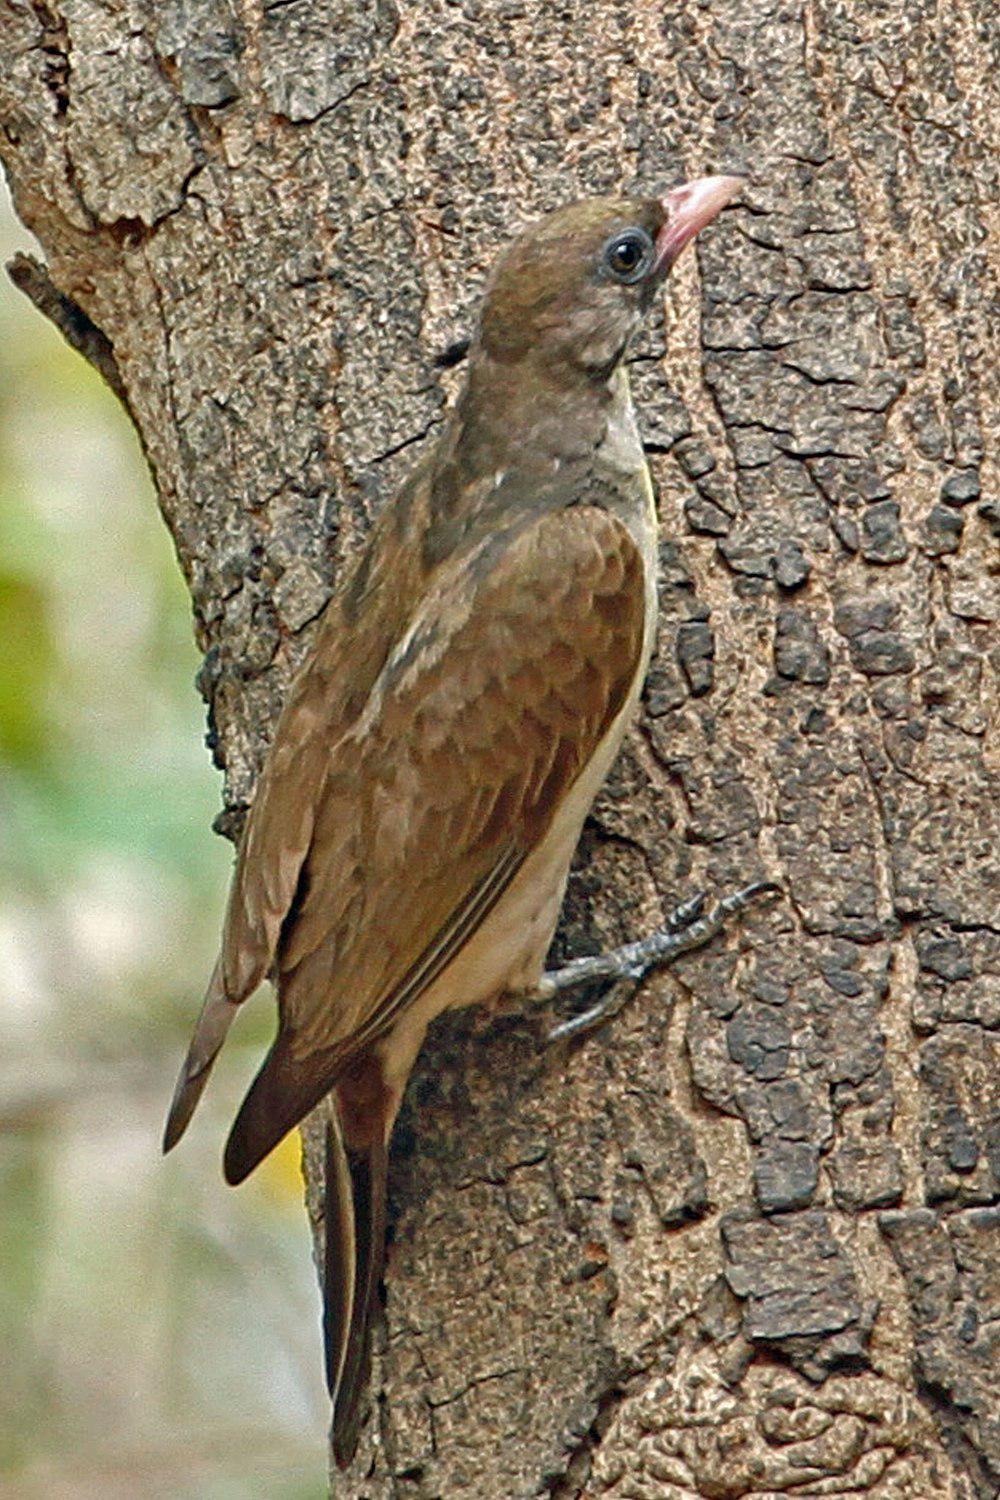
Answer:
(164, 175, 752, 1464)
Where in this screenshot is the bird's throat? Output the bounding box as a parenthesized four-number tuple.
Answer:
(454, 347, 626, 479)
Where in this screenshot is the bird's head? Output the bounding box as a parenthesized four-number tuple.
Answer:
(478, 177, 743, 382)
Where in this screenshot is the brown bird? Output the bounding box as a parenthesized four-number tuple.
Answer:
(164, 176, 756, 1463)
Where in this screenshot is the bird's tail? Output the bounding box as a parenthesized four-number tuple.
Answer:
(325, 1107, 389, 1469)
(163, 960, 239, 1154)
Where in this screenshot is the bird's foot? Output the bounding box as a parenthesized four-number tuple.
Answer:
(537, 881, 777, 1043)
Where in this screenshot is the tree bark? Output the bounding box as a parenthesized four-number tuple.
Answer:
(2, 1, 997, 1494)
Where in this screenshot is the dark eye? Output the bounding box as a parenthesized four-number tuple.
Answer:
(601, 227, 654, 283)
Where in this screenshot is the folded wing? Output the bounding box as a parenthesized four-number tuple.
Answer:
(224, 502, 647, 1181)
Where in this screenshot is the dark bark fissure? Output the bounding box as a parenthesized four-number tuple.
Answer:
(7, 249, 128, 403)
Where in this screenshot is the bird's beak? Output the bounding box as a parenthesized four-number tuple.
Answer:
(654, 175, 744, 272)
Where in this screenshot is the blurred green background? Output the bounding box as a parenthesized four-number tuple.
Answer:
(0, 182, 327, 1497)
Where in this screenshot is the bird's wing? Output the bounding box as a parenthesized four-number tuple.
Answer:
(163, 464, 438, 1153)
(218, 488, 437, 1005)
(222, 501, 648, 1182)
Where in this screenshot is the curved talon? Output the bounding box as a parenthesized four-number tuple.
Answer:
(730, 879, 781, 906)
(666, 890, 707, 932)
(548, 1011, 594, 1043)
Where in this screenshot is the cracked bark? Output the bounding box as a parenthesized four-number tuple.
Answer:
(2, 0, 997, 1495)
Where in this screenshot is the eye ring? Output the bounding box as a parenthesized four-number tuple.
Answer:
(601, 226, 655, 284)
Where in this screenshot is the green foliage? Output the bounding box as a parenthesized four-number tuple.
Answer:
(0, 570, 55, 767)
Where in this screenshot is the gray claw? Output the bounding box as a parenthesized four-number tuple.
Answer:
(665, 890, 707, 932)
(540, 880, 778, 1045)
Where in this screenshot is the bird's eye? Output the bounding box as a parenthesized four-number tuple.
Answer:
(601, 227, 654, 283)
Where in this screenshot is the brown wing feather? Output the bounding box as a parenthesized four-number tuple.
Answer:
(222, 849, 524, 1184)
(218, 470, 437, 1002)
(164, 465, 441, 1155)
(222, 505, 647, 1179)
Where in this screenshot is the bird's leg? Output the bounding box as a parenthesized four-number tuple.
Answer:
(534, 881, 776, 1043)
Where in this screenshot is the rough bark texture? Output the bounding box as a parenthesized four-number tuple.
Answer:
(2, 1, 997, 1495)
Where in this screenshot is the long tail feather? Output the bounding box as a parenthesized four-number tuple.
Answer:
(223, 1036, 338, 1185)
(323, 1117, 356, 1399)
(327, 1110, 389, 1468)
(163, 962, 238, 1153)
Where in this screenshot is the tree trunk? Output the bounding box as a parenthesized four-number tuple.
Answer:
(2, 1, 997, 1494)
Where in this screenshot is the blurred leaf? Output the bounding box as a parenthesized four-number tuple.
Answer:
(256, 1128, 307, 1210)
(0, 1133, 51, 1477)
(0, 573, 56, 768)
